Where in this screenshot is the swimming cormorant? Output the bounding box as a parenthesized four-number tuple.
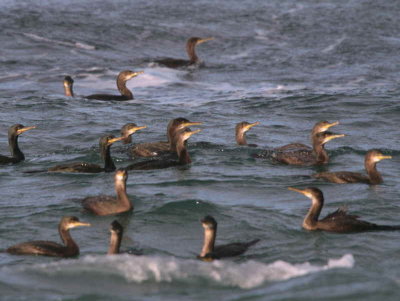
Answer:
(313, 150, 391, 184)
(108, 220, 124, 254)
(64, 70, 143, 101)
(82, 169, 132, 216)
(288, 187, 400, 233)
(6, 216, 90, 257)
(0, 124, 35, 164)
(197, 215, 259, 261)
(155, 37, 214, 68)
(126, 128, 201, 170)
(128, 118, 202, 157)
(48, 135, 124, 173)
(236, 121, 260, 147)
(271, 131, 344, 165)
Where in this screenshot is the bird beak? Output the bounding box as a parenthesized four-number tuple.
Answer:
(127, 125, 147, 135)
(17, 126, 36, 135)
(183, 129, 202, 140)
(131, 71, 144, 78)
(198, 37, 214, 44)
(322, 121, 339, 131)
(244, 121, 260, 131)
(108, 136, 125, 145)
(181, 122, 203, 128)
(71, 221, 91, 228)
(288, 187, 311, 198)
(376, 154, 392, 161)
(323, 133, 345, 144)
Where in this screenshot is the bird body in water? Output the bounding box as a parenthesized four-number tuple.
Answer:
(271, 131, 345, 165)
(197, 215, 259, 261)
(276, 121, 339, 151)
(0, 124, 35, 164)
(108, 220, 124, 254)
(6, 216, 90, 257)
(82, 169, 132, 216)
(288, 187, 400, 233)
(155, 37, 214, 68)
(126, 128, 201, 170)
(63, 70, 143, 101)
(236, 121, 259, 147)
(313, 150, 392, 184)
(128, 118, 202, 157)
(48, 135, 126, 173)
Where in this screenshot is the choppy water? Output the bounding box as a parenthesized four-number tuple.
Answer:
(0, 0, 399, 300)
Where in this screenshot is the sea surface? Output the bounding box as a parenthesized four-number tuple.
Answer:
(0, 0, 399, 300)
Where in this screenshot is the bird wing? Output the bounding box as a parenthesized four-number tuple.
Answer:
(7, 240, 66, 257)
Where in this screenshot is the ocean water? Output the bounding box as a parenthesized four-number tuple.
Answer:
(0, 0, 399, 300)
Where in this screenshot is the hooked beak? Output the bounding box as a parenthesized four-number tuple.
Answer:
(323, 133, 345, 144)
(70, 221, 91, 229)
(288, 187, 311, 198)
(321, 121, 339, 131)
(244, 121, 260, 131)
(127, 125, 147, 136)
(130, 71, 144, 78)
(198, 37, 214, 44)
(181, 122, 203, 128)
(183, 129, 202, 140)
(375, 154, 392, 161)
(17, 126, 36, 135)
(108, 136, 125, 145)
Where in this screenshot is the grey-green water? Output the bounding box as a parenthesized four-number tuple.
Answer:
(0, 0, 399, 300)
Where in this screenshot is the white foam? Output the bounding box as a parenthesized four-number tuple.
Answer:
(22, 33, 96, 50)
(4, 254, 354, 289)
(322, 35, 347, 53)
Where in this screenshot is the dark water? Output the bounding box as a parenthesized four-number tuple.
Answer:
(0, 0, 400, 300)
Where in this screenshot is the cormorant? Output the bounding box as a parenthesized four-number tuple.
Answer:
(6, 216, 90, 257)
(236, 121, 259, 147)
(0, 124, 35, 164)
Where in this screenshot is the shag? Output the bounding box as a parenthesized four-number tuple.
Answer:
(82, 169, 132, 216)
(198, 215, 259, 261)
(126, 128, 201, 170)
(128, 118, 202, 157)
(108, 220, 124, 254)
(272, 131, 344, 165)
(0, 124, 35, 164)
(155, 37, 214, 68)
(313, 150, 391, 184)
(236, 121, 259, 147)
(288, 187, 400, 233)
(6, 216, 90, 257)
(64, 70, 143, 101)
(48, 135, 124, 173)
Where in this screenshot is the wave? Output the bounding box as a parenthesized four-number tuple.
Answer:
(22, 32, 95, 50)
(0, 254, 354, 290)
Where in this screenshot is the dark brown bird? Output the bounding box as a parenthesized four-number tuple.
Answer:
(48, 135, 124, 173)
(236, 121, 260, 146)
(197, 215, 259, 261)
(126, 128, 201, 170)
(313, 150, 392, 184)
(82, 169, 131, 216)
(120, 123, 147, 145)
(64, 70, 143, 101)
(0, 124, 36, 164)
(288, 187, 400, 233)
(128, 118, 202, 157)
(108, 220, 124, 254)
(155, 37, 214, 68)
(276, 121, 339, 151)
(6, 216, 90, 257)
(272, 131, 344, 165)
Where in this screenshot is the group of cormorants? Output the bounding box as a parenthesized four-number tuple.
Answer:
(1, 37, 397, 260)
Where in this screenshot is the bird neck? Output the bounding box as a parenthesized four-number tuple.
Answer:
(115, 179, 131, 210)
(117, 78, 133, 99)
(59, 225, 79, 255)
(176, 142, 191, 164)
(64, 84, 74, 97)
(313, 143, 328, 164)
(365, 161, 382, 184)
(186, 42, 198, 63)
(303, 196, 323, 230)
(9, 134, 24, 161)
(200, 228, 216, 257)
(108, 232, 122, 255)
(102, 145, 116, 172)
(236, 131, 247, 145)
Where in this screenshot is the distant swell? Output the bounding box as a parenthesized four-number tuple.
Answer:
(0, 254, 354, 289)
